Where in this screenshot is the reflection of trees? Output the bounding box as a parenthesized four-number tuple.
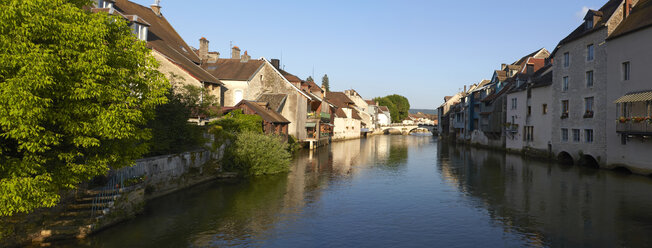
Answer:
(438, 144, 652, 247)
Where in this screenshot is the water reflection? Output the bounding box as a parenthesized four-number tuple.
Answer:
(56, 136, 652, 247)
(438, 143, 652, 247)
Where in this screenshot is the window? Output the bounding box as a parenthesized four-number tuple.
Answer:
(511, 98, 517, 110)
(562, 100, 569, 116)
(133, 24, 148, 41)
(564, 52, 570, 68)
(586, 19, 594, 29)
(527, 106, 532, 116)
(542, 104, 548, 114)
(572, 129, 581, 142)
(585, 129, 594, 143)
(622, 62, 630, 81)
(98, 0, 113, 8)
(585, 97, 594, 112)
(587, 44, 594, 61)
(562, 77, 569, 92)
(234, 90, 243, 105)
(524, 126, 534, 141)
(586, 71, 594, 87)
(562, 128, 569, 142)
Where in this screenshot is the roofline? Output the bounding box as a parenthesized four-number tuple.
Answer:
(607, 23, 652, 41)
(261, 57, 311, 99)
(151, 48, 223, 85)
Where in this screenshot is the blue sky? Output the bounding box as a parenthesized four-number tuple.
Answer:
(132, 0, 606, 109)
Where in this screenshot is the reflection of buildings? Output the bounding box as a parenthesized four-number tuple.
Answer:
(438, 144, 652, 247)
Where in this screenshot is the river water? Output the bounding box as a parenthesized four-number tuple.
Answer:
(60, 135, 652, 247)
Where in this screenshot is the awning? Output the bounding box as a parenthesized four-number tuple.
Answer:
(305, 123, 317, 128)
(614, 91, 652, 103)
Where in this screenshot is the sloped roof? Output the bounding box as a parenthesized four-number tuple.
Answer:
(494, 70, 508, 82)
(235, 101, 290, 123)
(202, 58, 265, 81)
(256, 93, 287, 113)
(279, 69, 302, 83)
(554, 0, 622, 51)
(379, 106, 390, 112)
(482, 82, 514, 102)
(113, 0, 221, 85)
(365, 100, 376, 105)
(326, 92, 362, 120)
(609, 0, 652, 40)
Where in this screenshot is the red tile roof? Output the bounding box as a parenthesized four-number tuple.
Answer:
(202, 58, 265, 81)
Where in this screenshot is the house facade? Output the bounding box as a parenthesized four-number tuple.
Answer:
(327, 92, 363, 140)
(605, 0, 652, 173)
(550, 0, 634, 166)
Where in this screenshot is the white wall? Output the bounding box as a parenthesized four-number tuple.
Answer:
(606, 26, 652, 173)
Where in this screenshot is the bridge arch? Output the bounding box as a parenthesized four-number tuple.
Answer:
(578, 154, 599, 168)
(557, 151, 574, 165)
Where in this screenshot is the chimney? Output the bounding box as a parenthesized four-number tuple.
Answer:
(463, 85, 467, 92)
(199, 37, 209, 62)
(624, 0, 632, 18)
(501, 64, 507, 70)
(271, 59, 280, 69)
(231, 46, 241, 59)
(151, 0, 161, 16)
(241, 51, 250, 63)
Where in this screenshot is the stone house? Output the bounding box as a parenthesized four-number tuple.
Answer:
(477, 48, 550, 147)
(505, 64, 553, 154)
(109, 0, 223, 115)
(198, 40, 310, 140)
(437, 93, 463, 137)
(605, 0, 652, 174)
(377, 106, 392, 126)
(365, 100, 380, 128)
(326, 92, 362, 140)
(550, 0, 635, 166)
(344, 89, 374, 131)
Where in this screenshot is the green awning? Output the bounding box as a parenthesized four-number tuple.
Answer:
(614, 91, 652, 103)
(305, 123, 317, 128)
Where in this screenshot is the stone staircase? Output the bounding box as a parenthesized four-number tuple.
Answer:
(35, 189, 121, 243)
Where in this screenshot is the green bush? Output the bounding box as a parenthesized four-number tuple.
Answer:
(208, 109, 263, 150)
(230, 131, 291, 176)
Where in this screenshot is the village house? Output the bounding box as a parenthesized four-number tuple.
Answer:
(605, 0, 652, 173)
(365, 100, 380, 128)
(228, 100, 290, 137)
(197, 39, 311, 140)
(344, 89, 374, 132)
(377, 106, 392, 126)
(107, 0, 223, 122)
(475, 48, 550, 147)
(550, 0, 635, 166)
(505, 63, 554, 154)
(326, 92, 363, 140)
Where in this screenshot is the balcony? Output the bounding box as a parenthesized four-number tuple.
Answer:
(308, 112, 331, 123)
(617, 121, 652, 135)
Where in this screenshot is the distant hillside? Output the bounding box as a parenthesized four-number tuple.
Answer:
(409, 109, 437, 115)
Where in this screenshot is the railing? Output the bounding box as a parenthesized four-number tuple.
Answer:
(90, 163, 147, 219)
(308, 112, 331, 123)
(617, 122, 652, 134)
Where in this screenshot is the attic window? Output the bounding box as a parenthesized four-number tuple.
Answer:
(132, 23, 148, 41)
(98, 0, 113, 8)
(586, 19, 594, 29)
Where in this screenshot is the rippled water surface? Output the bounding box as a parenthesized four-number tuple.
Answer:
(59, 135, 652, 247)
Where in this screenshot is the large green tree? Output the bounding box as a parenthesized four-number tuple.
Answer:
(0, 0, 169, 216)
(374, 95, 410, 123)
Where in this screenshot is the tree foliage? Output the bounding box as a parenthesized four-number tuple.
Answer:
(374, 95, 410, 123)
(306, 76, 314, 82)
(0, 0, 169, 216)
(321, 74, 330, 92)
(230, 131, 291, 176)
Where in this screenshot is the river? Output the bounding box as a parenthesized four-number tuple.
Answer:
(57, 135, 652, 247)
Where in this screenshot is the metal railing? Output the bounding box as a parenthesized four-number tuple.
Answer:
(617, 122, 652, 134)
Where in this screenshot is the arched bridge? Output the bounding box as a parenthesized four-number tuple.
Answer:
(379, 124, 437, 134)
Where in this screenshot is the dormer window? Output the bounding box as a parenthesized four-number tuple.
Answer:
(586, 19, 594, 29)
(97, 0, 113, 8)
(132, 23, 148, 41)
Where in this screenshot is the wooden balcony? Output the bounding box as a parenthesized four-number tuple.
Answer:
(617, 122, 652, 135)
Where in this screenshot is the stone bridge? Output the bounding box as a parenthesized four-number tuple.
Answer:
(379, 124, 437, 134)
